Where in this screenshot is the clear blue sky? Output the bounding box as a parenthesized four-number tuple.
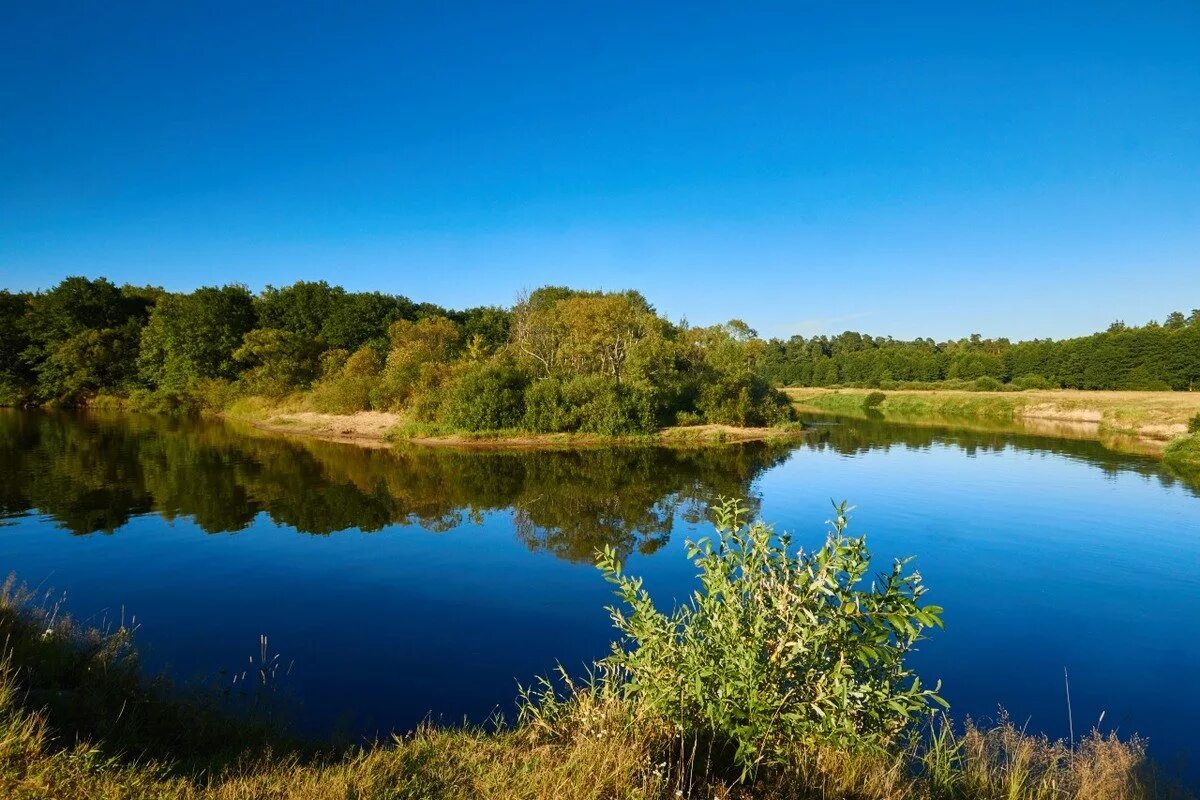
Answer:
(2, 1, 1197, 341)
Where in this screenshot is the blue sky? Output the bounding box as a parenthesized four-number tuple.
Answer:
(2, 1, 1197, 340)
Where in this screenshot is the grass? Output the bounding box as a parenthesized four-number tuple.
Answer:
(1164, 433, 1200, 471)
(786, 387, 1200, 445)
(0, 570, 1191, 799)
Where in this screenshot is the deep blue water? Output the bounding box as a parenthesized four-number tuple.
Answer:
(1, 410, 1197, 773)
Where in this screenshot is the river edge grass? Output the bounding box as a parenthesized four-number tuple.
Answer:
(786, 387, 1200, 465)
(217, 396, 809, 451)
(1, 576, 1192, 799)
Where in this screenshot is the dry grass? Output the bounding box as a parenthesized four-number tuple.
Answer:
(786, 387, 1200, 444)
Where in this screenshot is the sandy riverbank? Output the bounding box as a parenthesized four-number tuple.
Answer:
(236, 409, 805, 450)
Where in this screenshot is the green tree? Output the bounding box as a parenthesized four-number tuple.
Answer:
(256, 281, 345, 340)
(320, 291, 415, 352)
(371, 315, 464, 412)
(138, 286, 257, 389)
(233, 328, 324, 396)
(19, 277, 153, 402)
(0, 291, 33, 404)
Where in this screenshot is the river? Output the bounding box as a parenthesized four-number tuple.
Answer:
(1, 409, 1196, 771)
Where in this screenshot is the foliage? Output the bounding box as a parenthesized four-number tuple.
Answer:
(15, 277, 153, 403)
(1164, 433, 1200, 472)
(863, 390, 887, 410)
(308, 346, 383, 413)
(371, 315, 464, 412)
(444, 359, 530, 431)
(138, 286, 257, 390)
(596, 499, 946, 774)
(760, 312, 1200, 391)
(1012, 373, 1058, 390)
(0, 291, 34, 405)
(232, 328, 323, 397)
(523, 374, 659, 435)
(695, 373, 792, 426)
(255, 280, 345, 340)
(16, 277, 1196, 437)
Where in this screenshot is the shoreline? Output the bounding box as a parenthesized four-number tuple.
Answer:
(786, 386, 1200, 473)
(785, 387, 1200, 450)
(233, 409, 807, 450)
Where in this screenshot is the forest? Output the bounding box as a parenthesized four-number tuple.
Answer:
(2, 277, 1198, 436)
(759, 312, 1200, 391)
(0, 277, 792, 434)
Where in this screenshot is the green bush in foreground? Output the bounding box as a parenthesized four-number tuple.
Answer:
(596, 499, 945, 775)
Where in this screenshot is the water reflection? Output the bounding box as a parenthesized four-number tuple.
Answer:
(2, 408, 1197, 769)
(0, 410, 792, 559)
(2, 411, 1195, 548)
(798, 413, 1199, 495)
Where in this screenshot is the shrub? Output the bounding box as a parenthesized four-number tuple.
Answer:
(970, 376, 1003, 392)
(596, 499, 945, 775)
(696, 374, 793, 427)
(524, 375, 659, 435)
(522, 377, 579, 432)
(1012, 373, 1058, 390)
(443, 360, 529, 431)
(863, 390, 886, 410)
(571, 377, 658, 436)
(309, 346, 381, 414)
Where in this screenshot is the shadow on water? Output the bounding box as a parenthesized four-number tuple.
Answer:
(0, 409, 793, 559)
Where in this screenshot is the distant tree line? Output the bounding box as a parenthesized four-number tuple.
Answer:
(759, 312, 1200, 391)
(0, 277, 791, 433)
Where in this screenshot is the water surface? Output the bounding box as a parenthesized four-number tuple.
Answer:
(1, 409, 1197, 771)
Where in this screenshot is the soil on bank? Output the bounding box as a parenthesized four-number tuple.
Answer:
(237, 410, 805, 450)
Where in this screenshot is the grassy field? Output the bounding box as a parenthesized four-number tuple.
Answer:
(786, 387, 1200, 454)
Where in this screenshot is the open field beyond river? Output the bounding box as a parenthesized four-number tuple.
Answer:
(785, 387, 1200, 445)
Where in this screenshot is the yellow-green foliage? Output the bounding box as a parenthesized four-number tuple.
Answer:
(1164, 433, 1200, 470)
(308, 346, 383, 414)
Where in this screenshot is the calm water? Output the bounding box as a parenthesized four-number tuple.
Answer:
(1, 410, 1198, 771)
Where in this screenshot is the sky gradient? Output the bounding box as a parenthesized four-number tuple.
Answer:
(2, 1, 1197, 341)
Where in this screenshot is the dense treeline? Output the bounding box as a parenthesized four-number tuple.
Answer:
(0, 277, 790, 433)
(5, 278, 1197, 423)
(760, 312, 1200, 390)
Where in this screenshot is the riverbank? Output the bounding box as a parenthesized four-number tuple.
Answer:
(1, 571, 1181, 800)
(226, 404, 807, 450)
(786, 387, 1200, 460)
